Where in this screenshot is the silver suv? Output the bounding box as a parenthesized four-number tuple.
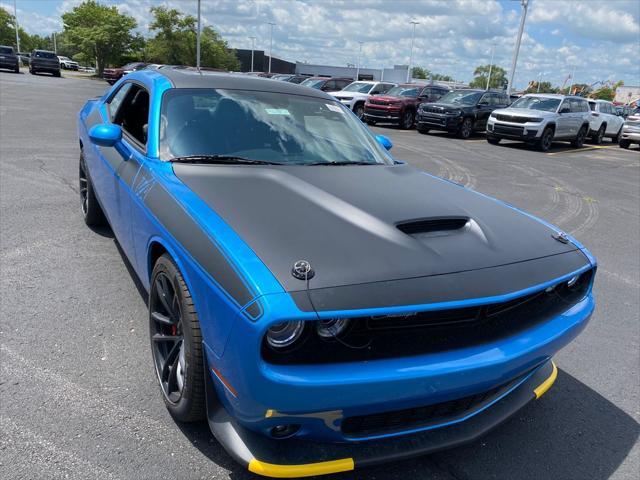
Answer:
(487, 94, 591, 151)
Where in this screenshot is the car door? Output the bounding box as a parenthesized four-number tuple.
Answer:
(100, 82, 149, 260)
(475, 93, 493, 129)
(570, 99, 587, 135)
(556, 99, 573, 138)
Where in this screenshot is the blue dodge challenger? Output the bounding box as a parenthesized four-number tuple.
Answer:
(78, 69, 596, 477)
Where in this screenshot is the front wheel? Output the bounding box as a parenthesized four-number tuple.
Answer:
(353, 103, 365, 120)
(150, 254, 206, 422)
(614, 127, 623, 144)
(457, 118, 473, 139)
(619, 139, 630, 149)
(14, 65, 19, 73)
(400, 110, 415, 129)
(536, 127, 554, 152)
(571, 126, 588, 148)
(79, 152, 106, 227)
(591, 125, 605, 144)
(487, 137, 501, 145)
(417, 126, 430, 135)
(366, 119, 376, 126)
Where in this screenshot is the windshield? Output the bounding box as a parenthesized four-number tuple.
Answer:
(300, 78, 325, 89)
(438, 91, 483, 105)
(342, 82, 374, 93)
(34, 51, 56, 59)
(160, 89, 393, 165)
(1, 46, 14, 54)
(59, 56, 70, 61)
(385, 86, 419, 97)
(510, 96, 561, 112)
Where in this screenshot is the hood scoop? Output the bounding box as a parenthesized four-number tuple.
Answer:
(397, 217, 469, 238)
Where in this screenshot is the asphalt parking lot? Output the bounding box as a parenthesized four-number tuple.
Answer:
(1, 72, 638, 480)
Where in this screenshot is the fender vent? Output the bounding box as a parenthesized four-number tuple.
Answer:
(397, 217, 469, 236)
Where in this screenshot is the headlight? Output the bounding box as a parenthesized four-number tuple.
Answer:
(446, 110, 462, 116)
(266, 321, 305, 349)
(316, 318, 351, 338)
(528, 117, 543, 123)
(490, 112, 497, 118)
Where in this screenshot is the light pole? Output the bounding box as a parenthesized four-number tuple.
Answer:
(507, 0, 529, 96)
(13, 0, 20, 52)
(268, 22, 275, 73)
(196, 0, 201, 70)
(486, 43, 496, 90)
(53, 31, 57, 54)
(407, 20, 419, 83)
(249, 36, 256, 72)
(356, 41, 363, 81)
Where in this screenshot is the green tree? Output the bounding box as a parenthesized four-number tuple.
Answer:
(61, 0, 139, 76)
(412, 66, 427, 79)
(146, 6, 239, 70)
(524, 81, 558, 94)
(412, 66, 454, 82)
(469, 64, 507, 89)
(0, 7, 16, 47)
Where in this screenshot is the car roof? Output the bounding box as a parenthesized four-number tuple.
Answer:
(522, 93, 586, 100)
(156, 69, 334, 99)
(33, 49, 55, 53)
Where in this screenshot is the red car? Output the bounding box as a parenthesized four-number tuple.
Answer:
(364, 84, 449, 129)
(102, 62, 147, 84)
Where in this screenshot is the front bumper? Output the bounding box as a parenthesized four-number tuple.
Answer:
(621, 127, 640, 143)
(487, 119, 543, 140)
(0, 58, 18, 69)
(364, 107, 401, 123)
(417, 112, 462, 131)
(206, 359, 559, 478)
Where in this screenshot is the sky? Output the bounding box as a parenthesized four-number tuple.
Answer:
(3, 0, 639, 89)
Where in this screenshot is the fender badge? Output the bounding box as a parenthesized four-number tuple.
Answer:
(292, 260, 314, 280)
(552, 232, 570, 244)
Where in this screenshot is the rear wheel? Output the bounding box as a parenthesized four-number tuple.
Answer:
(400, 110, 415, 130)
(79, 152, 106, 227)
(150, 254, 206, 422)
(619, 139, 630, 149)
(457, 118, 473, 139)
(571, 125, 588, 148)
(536, 127, 554, 152)
(592, 124, 605, 144)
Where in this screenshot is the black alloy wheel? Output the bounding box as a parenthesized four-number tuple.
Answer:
(458, 117, 473, 139)
(571, 126, 587, 148)
(400, 110, 415, 130)
(79, 152, 106, 227)
(149, 255, 205, 422)
(354, 103, 365, 120)
(537, 127, 554, 152)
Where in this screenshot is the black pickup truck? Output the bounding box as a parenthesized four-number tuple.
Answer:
(29, 50, 61, 77)
(0, 45, 20, 73)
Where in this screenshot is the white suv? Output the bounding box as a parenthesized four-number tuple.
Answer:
(587, 99, 624, 144)
(58, 56, 79, 70)
(330, 81, 396, 119)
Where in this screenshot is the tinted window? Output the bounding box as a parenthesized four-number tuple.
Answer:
(34, 51, 56, 59)
(108, 83, 133, 121)
(386, 86, 420, 97)
(511, 96, 562, 112)
(112, 84, 149, 145)
(589, 102, 596, 111)
(323, 80, 337, 91)
(159, 89, 393, 165)
(336, 80, 352, 89)
(569, 99, 585, 113)
(439, 91, 484, 105)
(0, 46, 14, 54)
(380, 83, 394, 93)
(343, 82, 375, 93)
(300, 78, 325, 89)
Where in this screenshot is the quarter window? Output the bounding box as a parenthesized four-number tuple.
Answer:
(108, 83, 132, 121)
(110, 83, 150, 146)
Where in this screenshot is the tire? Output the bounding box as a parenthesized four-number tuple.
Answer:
(54, 70, 61, 78)
(487, 136, 501, 145)
(400, 109, 415, 130)
(150, 254, 206, 422)
(30, 68, 36, 75)
(592, 124, 605, 145)
(366, 119, 376, 126)
(571, 125, 588, 148)
(417, 126, 430, 135)
(457, 117, 473, 139)
(79, 152, 106, 227)
(536, 127, 554, 152)
(14, 64, 19, 73)
(619, 139, 630, 149)
(353, 103, 365, 120)
(614, 126, 623, 144)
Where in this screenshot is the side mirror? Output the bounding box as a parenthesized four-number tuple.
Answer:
(89, 123, 122, 147)
(559, 107, 570, 114)
(375, 134, 393, 151)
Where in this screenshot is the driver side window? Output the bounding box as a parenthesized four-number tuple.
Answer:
(110, 83, 150, 148)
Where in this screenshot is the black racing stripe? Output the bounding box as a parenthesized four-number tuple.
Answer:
(244, 300, 263, 320)
(145, 184, 255, 308)
(291, 250, 590, 312)
(117, 158, 140, 187)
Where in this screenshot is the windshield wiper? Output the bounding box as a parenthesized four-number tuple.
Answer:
(169, 155, 285, 165)
(306, 161, 378, 166)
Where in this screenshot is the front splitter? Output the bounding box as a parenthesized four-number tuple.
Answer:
(205, 360, 557, 478)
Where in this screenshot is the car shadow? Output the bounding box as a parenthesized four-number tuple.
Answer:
(112, 243, 638, 479)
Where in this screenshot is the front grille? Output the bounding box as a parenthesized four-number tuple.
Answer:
(495, 114, 534, 123)
(262, 269, 593, 365)
(369, 99, 390, 106)
(494, 124, 525, 136)
(422, 106, 449, 114)
(341, 371, 525, 437)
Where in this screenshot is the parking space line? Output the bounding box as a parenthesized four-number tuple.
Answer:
(545, 145, 637, 156)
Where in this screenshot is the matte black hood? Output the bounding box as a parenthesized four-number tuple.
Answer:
(174, 163, 578, 293)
